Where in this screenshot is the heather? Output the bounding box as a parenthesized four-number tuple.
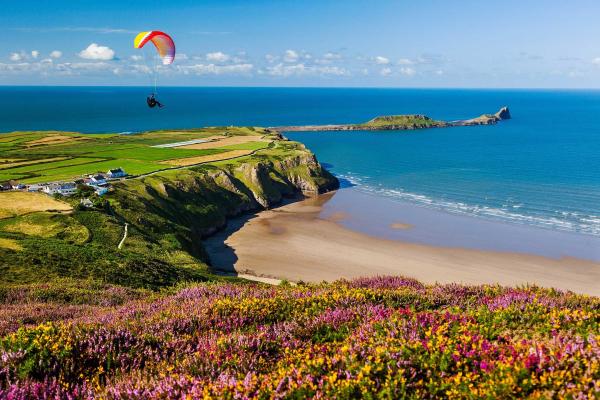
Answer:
(1, 276, 599, 399)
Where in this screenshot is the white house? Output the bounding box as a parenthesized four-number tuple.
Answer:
(42, 183, 77, 196)
(80, 198, 94, 208)
(106, 168, 127, 179)
(89, 174, 106, 186)
(95, 186, 109, 196)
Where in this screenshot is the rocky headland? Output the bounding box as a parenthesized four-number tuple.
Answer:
(271, 106, 511, 132)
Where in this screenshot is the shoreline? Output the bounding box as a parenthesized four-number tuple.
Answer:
(204, 190, 600, 295)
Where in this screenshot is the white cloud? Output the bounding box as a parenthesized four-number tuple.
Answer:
(316, 52, 342, 64)
(179, 63, 254, 75)
(132, 64, 152, 74)
(399, 67, 416, 76)
(50, 50, 62, 59)
(324, 52, 341, 60)
(434, 70, 444, 76)
(592, 57, 600, 65)
(31, 50, 39, 59)
(130, 55, 143, 61)
(0, 62, 33, 72)
(78, 43, 115, 60)
(177, 53, 189, 61)
(206, 51, 229, 63)
(59, 62, 112, 71)
(397, 58, 414, 65)
(265, 54, 278, 63)
(266, 63, 349, 77)
(9, 52, 25, 62)
(375, 56, 390, 65)
(283, 50, 299, 63)
(380, 67, 392, 76)
(40, 58, 53, 64)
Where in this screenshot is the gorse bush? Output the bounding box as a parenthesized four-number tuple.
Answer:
(0, 276, 598, 399)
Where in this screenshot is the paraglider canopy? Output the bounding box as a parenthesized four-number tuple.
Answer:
(134, 31, 175, 65)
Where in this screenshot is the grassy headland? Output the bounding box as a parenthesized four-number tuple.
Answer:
(274, 106, 510, 132)
(0, 128, 338, 289)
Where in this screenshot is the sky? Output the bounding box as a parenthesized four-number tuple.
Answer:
(2, 0, 600, 88)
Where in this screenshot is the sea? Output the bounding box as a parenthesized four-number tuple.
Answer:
(1, 86, 599, 259)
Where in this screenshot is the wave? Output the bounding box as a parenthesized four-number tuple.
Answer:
(336, 173, 600, 237)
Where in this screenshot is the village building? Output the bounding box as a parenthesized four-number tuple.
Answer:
(42, 183, 77, 196)
(106, 168, 127, 179)
(80, 198, 94, 208)
(89, 174, 107, 186)
(95, 186, 109, 196)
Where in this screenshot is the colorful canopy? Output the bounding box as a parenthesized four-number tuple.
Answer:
(134, 31, 175, 65)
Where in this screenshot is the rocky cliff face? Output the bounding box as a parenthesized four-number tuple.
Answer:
(109, 147, 338, 253)
(457, 106, 511, 126)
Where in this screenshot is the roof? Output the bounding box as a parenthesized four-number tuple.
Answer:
(108, 168, 124, 173)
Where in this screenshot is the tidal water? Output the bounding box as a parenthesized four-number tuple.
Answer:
(1, 87, 599, 242)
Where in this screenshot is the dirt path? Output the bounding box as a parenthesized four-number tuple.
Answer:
(117, 223, 128, 250)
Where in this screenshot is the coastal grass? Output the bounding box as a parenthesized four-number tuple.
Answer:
(361, 114, 443, 128)
(0, 238, 22, 251)
(0, 192, 72, 219)
(0, 212, 90, 244)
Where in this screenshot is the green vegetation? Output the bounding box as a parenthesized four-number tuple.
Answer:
(0, 128, 338, 292)
(360, 114, 446, 129)
(0, 127, 271, 183)
(1, 277, 598, 398)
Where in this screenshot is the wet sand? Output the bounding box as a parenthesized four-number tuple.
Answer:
(204, 192, 600, 295)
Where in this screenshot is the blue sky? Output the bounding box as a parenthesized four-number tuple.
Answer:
(2, 0, 600, 87)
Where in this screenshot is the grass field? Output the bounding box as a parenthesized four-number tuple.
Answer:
(0, 128, 274, 184)
(0, 192, 72, 219)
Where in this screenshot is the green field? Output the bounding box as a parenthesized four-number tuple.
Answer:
(0, 128, 273, 184)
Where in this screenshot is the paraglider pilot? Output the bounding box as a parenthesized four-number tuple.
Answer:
(147, 93, 164, 109)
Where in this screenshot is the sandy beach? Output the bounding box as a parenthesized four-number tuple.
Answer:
(205, 191, 600, 295)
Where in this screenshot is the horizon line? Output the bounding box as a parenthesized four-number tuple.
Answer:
(1, 84, 600, 91)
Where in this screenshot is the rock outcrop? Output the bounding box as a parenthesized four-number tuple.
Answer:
(271, 106, 510, 132)
(457, 106, 511, 126)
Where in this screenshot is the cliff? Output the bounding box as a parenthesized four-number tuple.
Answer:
(456, 106, 512, 126)
(0, 137, 338, 289)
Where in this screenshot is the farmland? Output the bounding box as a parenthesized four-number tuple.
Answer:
(0, 127, 273, 184)
(0, 192, 72, 219)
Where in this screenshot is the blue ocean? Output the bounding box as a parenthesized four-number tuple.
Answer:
(1, 87, 599, 237)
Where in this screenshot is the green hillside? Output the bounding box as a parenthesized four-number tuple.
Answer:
(0, 129, 338, 289)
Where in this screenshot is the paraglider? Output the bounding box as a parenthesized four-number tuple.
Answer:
(134, 31, 175, 108)
(146, 93, 164, 108)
